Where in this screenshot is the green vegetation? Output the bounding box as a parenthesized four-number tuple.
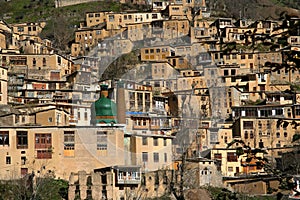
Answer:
(0, 0, 148, 24)
(0, 0, 148, 52)
(274, 0, 300, 10)
(209, 0, 300, 20)
(101, 50, 142, 81)
(0, 176, 68, 200)
(0, 0, 56, 23)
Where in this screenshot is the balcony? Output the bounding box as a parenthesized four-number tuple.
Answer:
(161, 124, 172, 130)
(115, 166, 141, 185)
(69, 117, 78, 124)
(133, 125, 148, 130)
(117, 177, 141, 184)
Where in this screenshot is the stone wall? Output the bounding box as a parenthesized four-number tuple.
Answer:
(55, 0, 103, 8)
(68, 169, 179, 200)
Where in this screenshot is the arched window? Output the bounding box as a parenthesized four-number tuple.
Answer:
(276, 132, 280, 138)
(258, 121, 262, 129)
(250, 131, 254, 139)
(244, 131, 248, 139)
(276, 141, 281, 148)
(33, 58, 36, 67)
(43, 58, 46, 67)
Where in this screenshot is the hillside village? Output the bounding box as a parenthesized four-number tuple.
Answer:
(0, 0, 300, 199)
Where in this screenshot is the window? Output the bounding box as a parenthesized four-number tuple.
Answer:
(224, 70, 228, 76)
(296, 109, 300, 116)
(250, 131, 254, 139)
(0, 131, 9, 146)
(64, 131, 75, 150)
(153, 152, 159, 162)
(231, 69, 236, 75)
(18, 27, 24, 32)
(224, 136, 228, 143)
(142, 137, 148, 145)
(21, 168, 28, 177)
(21, 156, 26, 165)
(37, 150, 52, 159)
(241, 54, 246, 59)
(43, 58, 46, 67)
(17, 131, 28, 149)
(276, 132, 280, 138)
(214, 153, 222, 160)
(248, 54, 253, 59)
(33, 58, 36, 67)
(15, 115, 20, 124)
(6, 156, 11, 164)
(250, 63, 254, 69)
(244, 131, 248, 139)
(153, 138, 158, 146)
(142, 152, 148, 162)
(77, 111, 81, 120)
(243, 121, 253, 129)
(276, 141, 281, 148)
(84, 112, 88, 121)
(227, 152, 237, 162)
(163, 138, 167, 146)
(35, 134, 51, 149)
(275, 108, 283, 116)
(284, 132, 288, 137)
(57, 56, 61, 65)
(97, 131, 107, 150)
(258, 121, 262, 129)
(260, 109, 272, 117)
(109, 15, 115, 22)
(228, 167, 233, 172)
(164, 153, 167, 162)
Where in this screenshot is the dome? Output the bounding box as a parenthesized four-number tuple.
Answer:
(94, 95, 117, 124)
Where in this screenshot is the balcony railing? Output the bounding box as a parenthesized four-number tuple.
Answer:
(117, 178, 141, 184)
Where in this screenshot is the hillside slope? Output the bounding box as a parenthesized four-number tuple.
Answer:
(207, 0, 300, 20)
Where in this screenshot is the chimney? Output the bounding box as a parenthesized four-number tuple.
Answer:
(117, 81, 126, 124)
(100, 84, 109, 98)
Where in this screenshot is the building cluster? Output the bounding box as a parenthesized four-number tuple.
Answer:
(0, 0, 300, 199)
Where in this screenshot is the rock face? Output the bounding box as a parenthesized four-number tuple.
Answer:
(184, 189, 212, 200)
(208, 0, 300, 20)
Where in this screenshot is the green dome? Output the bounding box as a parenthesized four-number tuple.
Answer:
(94, 95, 117, 124)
